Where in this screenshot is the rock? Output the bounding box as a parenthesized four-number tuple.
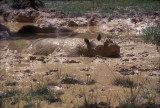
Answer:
(89, 17, 97, 26)
(68, 17, 88, 26)
(36, 56, 45, 62)
(118, 68, 135, 75)
(29, 56, 36, 61)
(80, 67, 91, 71)
(68, 20, 78, 26)
(49, 69, 58, 72)
(63, 60, 81, 63)
(52, 86, 63, 91)
(0, 24, 11, 40)
(14, 9, 39, 22)
(153, 11, 160, 16)
(57, 26, 73, 33)
(131, 17, 143, 24)
(61, 75, 83, 84)
(24, 69, 31, 73)
(109, 27, 124, 33)
(108, 16, 114, 22)
(24, 34, 120, 57)
(3, 10, 17, 22)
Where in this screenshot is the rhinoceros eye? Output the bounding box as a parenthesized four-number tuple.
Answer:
(84, 38, 90, 45)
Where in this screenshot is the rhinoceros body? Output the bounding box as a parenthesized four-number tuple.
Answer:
(24, 35, 120, 57)
(0, 24, 11, 40)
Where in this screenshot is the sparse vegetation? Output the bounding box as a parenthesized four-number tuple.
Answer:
(141, 87, 157, 104)
(79, 91, 111, 108)
(3, 0, 44, 9)
(141, 25, 160, 44)
(5, 89, 22, 98)
(112, 76, 137, 88)
(6, 81, 17, 86)
(45, 0, 160, 16)
(29, 83, 61, 103)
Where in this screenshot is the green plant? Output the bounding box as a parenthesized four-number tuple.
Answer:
(0, 97, 4, 108)
(119, 86, 142, 108)
(30, 83, 61, 103)
(79, 91, 111, 108)
(44, 0, 160, 17)
(5, 89, 22, 98)
(141, 25, 160, 44)
(23, 100, 41, 108)
(141, 87, 157, 104)
(11, 0, 25, 9)
(79, 92, 97, 108)
(112, 76, 137, 88)
(156, 78, 160, 93)
(4, 0, 44, 9)
(6, 82, 17, 86)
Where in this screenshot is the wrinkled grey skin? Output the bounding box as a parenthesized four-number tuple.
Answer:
(24, 34, 120, 57)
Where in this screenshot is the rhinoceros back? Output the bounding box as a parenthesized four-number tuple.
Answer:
(24, 38, 62, 55)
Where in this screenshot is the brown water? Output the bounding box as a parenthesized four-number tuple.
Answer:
(1, 22, 109, 52)
(0, 23, 160, 108)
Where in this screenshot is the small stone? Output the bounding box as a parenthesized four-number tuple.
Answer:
(37, 57, 45, 62)
(32, 78, 37, 82)
(29, 56, 36, 61)
(50, 69, 58, 72)
(24, 69, 31, 73)
(63, 60, 80, 63)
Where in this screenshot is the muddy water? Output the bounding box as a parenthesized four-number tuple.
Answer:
(1, 22, 108, 52)
(0, 23, 160, 108)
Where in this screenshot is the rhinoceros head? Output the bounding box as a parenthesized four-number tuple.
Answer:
(83, 34, 120, 57)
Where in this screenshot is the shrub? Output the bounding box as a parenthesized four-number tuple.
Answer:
(6, 82, 17, 86)
(5, 89, 22, 98)
(4, 0, 44, 9)
(112, 76, 137, 88)
(30, 84, 61, 103)
(141, 25, 160, 44)
(11, 0, 25, 9)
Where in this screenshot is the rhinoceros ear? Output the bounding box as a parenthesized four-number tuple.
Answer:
(97, 34, 101, 41)
(84, 38, 90, 45)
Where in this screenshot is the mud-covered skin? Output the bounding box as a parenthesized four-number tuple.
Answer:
(24, 35, 120, 57)
(0, 24, 11, 40)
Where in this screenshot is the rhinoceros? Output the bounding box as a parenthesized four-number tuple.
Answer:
(0, 24, 12, 40)
(24, 34, 120, 57)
